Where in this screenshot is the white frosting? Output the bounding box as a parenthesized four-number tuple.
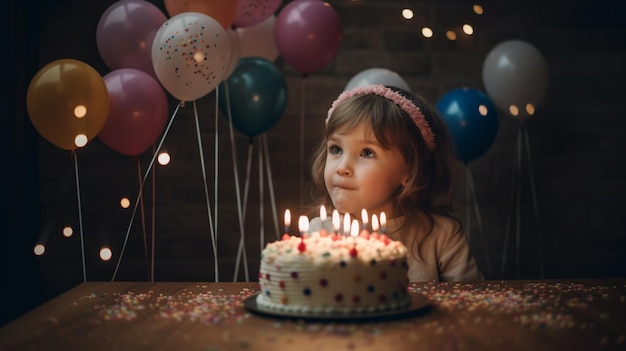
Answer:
(258, 233, 411, 315)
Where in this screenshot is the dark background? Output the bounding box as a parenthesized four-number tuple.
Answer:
(3, 0, 625, 325)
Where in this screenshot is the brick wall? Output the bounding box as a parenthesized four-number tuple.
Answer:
(13, 0, 626, 303)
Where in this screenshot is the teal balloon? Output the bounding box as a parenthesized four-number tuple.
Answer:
(218, 57, 287, 137)
(436, 87, 499, 163)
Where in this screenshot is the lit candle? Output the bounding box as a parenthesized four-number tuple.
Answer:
(282, 209, 291, 240)
(361, 209, 368, 229)
(298, 215, 309, 236)
(343, 213, 351, 236)
(332, 209, 340, 235)
(380, 212, 387, 234)
(371, 214, 380, 239)
(350, 219, 359, 238)
(359, 209, 370, 239)
(297, 215, 309, 252)
(319, 205, 329, 237)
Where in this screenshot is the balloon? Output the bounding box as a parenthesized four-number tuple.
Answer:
(345, 68, 411, 92)
(482, 40, 549, 117)
(163, 0, 239, 29)
(237, 15, 278, 62)
(218, 57, 287, 137)
(96, 0, 167, 78)
(233, 0, 282, 29)
(152, 12, 232, 102)
(436, 87, 499, 163)
(98, 69, 168, 157)
(26, 59, 109, 151)
(275, 0, 342, 75)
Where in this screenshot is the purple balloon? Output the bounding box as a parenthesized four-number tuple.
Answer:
(275, 0, 342, 75)
(99, 69, 168, 157)
(233, 0, 282, 29)
(96, 0, 167, 78)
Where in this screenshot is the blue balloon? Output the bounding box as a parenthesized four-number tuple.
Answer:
(218, 57, 287, 138)
(436, 87, 499, 163)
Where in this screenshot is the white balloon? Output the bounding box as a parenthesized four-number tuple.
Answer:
(345, 68, 411, 92)
(151, 12, 231, 102)
(482, 40, 549, 116)
(237, 15, 279, 62)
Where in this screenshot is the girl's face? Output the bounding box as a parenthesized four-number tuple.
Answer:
(324, 121, 409, 218)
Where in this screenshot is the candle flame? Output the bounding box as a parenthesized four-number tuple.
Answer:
(380, 212, 387, 227)
(298, 215, 309, 234)
(320, 205, 327, 221)
(372, 214, 379, 232)
(350, 219, 359, 237)
(284, 209, 291, 227)
(332, 210, 340, 232)
(361, 209, 368, 224)
(343, 213, 351, 235)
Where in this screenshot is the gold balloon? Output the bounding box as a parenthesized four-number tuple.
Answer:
(26, 59, 109, 150)
(164, 0, 239, 30)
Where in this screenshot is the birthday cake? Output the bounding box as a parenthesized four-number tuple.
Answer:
(257, 231, 411, 315)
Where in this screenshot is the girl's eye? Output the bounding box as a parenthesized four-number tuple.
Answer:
(361, 149, 375, 158)
(328, 145, 342, 155)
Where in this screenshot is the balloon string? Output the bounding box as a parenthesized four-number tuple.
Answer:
(136, 158, 149, 280)
(214, 88, 220, 281)
(299, 76, 306, 209)
(192, 100, 218, 282)
(151, 144, 156, 282)
(523, 124, 543, 278)
(234, 142, 253, 282)
(500, 126, 520, 278)
(262, 134, 280, 239)
(258, 137, 264, 274)
(515, 125, 522, 278)
(112, 102, 181, 281)
(224, 82, 248, 283)
(467, 164, 493, 277)
(73, 151, 87, 282)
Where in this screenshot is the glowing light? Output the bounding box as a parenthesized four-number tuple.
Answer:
(350, 219, 359, 237)
(371, 214, 379, 232)
(74, 134, 88, 148)
(332, 210, 340, 233)
(62, 226, 73, 238)
(473, 4, 484, 15)
(462, 24, 474, 35)
(193, 51, 204, 63)
(284, 209, 291, 228)
(526, 103, 535, 115)
(158, 152, 170, 165)
(298, 215, 309, 235)
(509, 105, 520, 116)
(478, 105, 488, 116)
(120, 197, 131, 209)
(100, 247, 112, 261)
(34, 244, 45, 256)
(320, 206, 327, 221)
(402, 9, 414, 19)
(446, 30, 457, 40)
(343, 213, 351, 236)
(74, 105, 87, 118)
(421, 27, 433, 38)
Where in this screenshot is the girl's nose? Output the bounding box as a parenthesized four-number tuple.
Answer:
(336, 159, 353, 176)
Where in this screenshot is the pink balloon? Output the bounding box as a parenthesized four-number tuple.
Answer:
(96, 0, 167, 78)
(275, 0, 342, 75)
(233, 0, 282, 28)
(99, 69, 168, 157)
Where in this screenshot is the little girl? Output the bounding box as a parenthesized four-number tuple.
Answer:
(308, 84, 483, 282)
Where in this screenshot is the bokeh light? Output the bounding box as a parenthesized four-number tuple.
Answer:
(120, 197, 131, 209)
(421, 27, 433, 38)
(158, 151, 171, 165)
(62, 226, 73, 238)
(100, 247, 112, 261)
(74, 134, 88, 148)
(446, 30, 457, 40)
(462, 24, 474, 35)
(74, 105, 87, 118)
(402, 9, 414, 19)
(34, 244, 45, 256)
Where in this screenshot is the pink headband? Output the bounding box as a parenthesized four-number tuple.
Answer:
(326, 85, 436, 151)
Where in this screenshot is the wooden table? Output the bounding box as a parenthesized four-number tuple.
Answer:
(0, 280, 624, 350)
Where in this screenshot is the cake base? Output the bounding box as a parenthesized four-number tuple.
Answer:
(244, 293, 431, 322)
